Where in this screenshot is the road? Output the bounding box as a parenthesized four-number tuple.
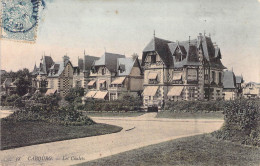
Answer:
(0, 113, 224, 166)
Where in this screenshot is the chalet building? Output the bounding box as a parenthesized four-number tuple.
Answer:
(243, 82, 260, 99)
(108, 56, 143, 100)
(142, 33, 226, 111)
(31, 55, 54, 92)
(84, 52, 143, 100)
(223, 70, 238, 100)
(47, 56, 74, 97)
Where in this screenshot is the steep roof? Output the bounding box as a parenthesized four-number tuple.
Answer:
(117, 57, 137, 76)
(48, 60, 71, 78)
(168, 36, 225, 69)
(223, 70, 236, 89)
(83, 55, 99, 71)
(235, 76, 243, 84)
(93, 52, 125, 73)
(142, 37, 173, 67)
(33, 56, 54, 76)
(168, 42, 200, 68)
(78, 58, 84, 71)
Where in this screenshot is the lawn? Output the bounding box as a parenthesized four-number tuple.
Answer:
(0, 120, 122, 150)
(76, 134, 260, 166)
(156, 111, 224, 119)
(84, 111, 145, 117)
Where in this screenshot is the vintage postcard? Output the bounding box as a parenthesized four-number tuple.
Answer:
(0, 0, 260, 165)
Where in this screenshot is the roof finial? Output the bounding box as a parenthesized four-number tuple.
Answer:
(189, 36, 190, 46)
(204, 30, 206, 36)
(84, 49, 86, 55)
(153, 30, 155, 37)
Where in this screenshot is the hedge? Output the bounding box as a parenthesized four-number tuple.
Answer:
(164, 100, 226, 112)
(212, 99, 260, 147)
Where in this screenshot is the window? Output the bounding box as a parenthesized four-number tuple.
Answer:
(187, 69, 198, 80)
(102, 68, 105, 75)
(151, 55, 156, 64)
(212, 71, 216, 82)
(219, 73, 222, 84)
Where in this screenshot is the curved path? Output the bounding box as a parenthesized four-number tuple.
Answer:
(0, 113, 223, 166)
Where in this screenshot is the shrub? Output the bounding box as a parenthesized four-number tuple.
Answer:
(212, 99, 260, 147)
(4, 104, 95, 126)
(164, 100, 227, 112)
(83, 93, 143, 112)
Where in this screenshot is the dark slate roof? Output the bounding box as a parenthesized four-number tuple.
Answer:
(78, 58, 84, 71)
(168, 36, 225, 69)
(48, 59, 71, 78)
(117, 57, 135, 76)
(33, 56, 54, 75)
(142, 37, 173, 67)
(235, 76, 243, 84)
(168, 42, 201, 68)
(223, 70, 236, 89)
(94, 52, 125, 73)
(83, 55, 99, 71)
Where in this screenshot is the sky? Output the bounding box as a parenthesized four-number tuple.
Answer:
(1, 0, 260, 82)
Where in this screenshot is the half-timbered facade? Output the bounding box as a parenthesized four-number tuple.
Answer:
(142, 33, 226, 111)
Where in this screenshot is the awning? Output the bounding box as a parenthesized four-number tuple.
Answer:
(85, 91, 97, 98)
(148, 72, 158, 79)
(167, 86, 184, 96)
(99, 80, 106, 84)
(87, 80, 96, 86)
(45, 89, 57, 95)
(111, 77, 126, 84)
(143, 86, 159, 96)
(94, 91, 108, 99)
(172, 72, 182, 80)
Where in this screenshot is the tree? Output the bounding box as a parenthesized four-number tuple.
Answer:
(14, 77, 31, 96)
(65, 87, 85, 103)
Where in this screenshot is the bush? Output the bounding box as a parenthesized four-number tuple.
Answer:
(65, 87, 84, 103)
(164, 100, 226, 112)
(212, 99, 260, 147)
(83, 93, 142, 112)
(4, 104, 95, 126)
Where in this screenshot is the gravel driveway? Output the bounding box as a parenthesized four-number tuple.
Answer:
(0, 113, 223, 166)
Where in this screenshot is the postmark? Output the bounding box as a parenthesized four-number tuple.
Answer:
(1, 0, 42, 41)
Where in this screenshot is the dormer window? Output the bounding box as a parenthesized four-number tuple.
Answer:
(151, 55, 156, 64)
(175, 46, 186, 62)
(118, 64, 125, 73)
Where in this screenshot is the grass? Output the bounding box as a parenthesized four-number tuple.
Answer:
(84, 111, 145, 117)
(76, 134, 260, 166)
(0, 120, 122, 150)
(156, 111, 224, 119)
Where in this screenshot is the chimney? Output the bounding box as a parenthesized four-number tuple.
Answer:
(63, 55, 70, 67)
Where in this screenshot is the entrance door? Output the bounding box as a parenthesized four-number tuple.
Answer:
(147, 106, 158, 112)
